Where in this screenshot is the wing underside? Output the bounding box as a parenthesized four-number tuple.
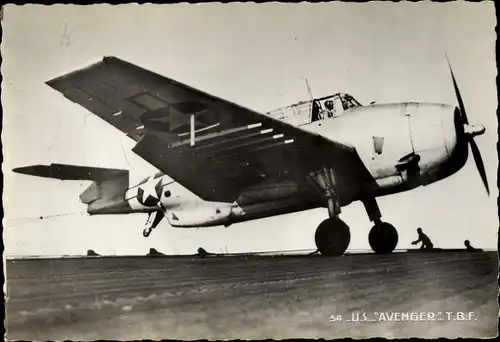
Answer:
(46, 57, 372, 202)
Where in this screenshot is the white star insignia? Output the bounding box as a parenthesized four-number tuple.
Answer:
(141, 175, 161, 200)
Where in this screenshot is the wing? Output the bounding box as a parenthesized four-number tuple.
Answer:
(46, 57, 373, 202)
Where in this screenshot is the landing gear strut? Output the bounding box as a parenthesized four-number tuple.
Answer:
(310, 167, 351, 256)
(363, 198, 398, 254)
(143, 209, 165, 238)
(310, 169, 399, 256)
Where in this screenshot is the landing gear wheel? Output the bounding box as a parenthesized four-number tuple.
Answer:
(143, 227, 152, 238)
(369, 222, 398, 254)
(315, 217, 351, 256)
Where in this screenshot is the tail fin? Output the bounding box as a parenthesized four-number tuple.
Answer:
(13, 164, 132, 214)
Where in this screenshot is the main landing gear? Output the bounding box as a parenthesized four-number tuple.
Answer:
(309, 168, 352, 256)
(143, 209, 165, 237)
(363, 197, 398, 254)
(312, 181, 398, 256)
(368, 220, 398, 254)
(315, 217, 351, 256)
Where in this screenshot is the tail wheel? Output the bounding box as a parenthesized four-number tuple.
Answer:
(369, 222, 398, 254)
(143, 227, 152, 238)
(314, 217, 351, 256)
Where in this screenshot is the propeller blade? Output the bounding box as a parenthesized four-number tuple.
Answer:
(469, 138, 490, 195)
(445, 54, 469, 125)
(446, 55, 488, 195)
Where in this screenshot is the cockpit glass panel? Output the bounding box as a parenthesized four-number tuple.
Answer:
(313, 93, 361, 122)
(267, 101, 311, 125)
(266, 93, 362, 125)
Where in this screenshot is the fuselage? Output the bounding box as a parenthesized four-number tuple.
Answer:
(303, 102, 467, 196)
(106, 100, 469, 229)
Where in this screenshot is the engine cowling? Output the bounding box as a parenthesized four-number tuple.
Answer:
(409, 104, 468, 184)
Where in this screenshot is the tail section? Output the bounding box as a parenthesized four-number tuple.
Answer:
(12, 164, 127, 182)
(13, 164, 133, 214)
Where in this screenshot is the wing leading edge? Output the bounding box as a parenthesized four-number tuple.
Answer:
(46, 57, 372, 202)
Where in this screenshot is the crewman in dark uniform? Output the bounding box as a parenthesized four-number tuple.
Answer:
(197, 247, 208, 258)
(411, 227, 434, 250)
(320, 100, 335, 118)
(464, 239, 483, 252)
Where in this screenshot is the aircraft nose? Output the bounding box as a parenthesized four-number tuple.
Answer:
(408, 104, 469, 184)
(409, 103, 458, 158)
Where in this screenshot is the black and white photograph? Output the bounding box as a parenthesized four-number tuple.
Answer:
(2, 2, 498, 340)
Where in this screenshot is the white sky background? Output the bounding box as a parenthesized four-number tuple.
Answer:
(2, 2, 497, 257)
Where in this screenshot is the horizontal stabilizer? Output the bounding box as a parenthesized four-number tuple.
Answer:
(12, 163, 128, 181)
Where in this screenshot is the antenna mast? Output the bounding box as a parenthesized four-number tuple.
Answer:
(304, 77, 315, 121)
(304, 77, 314, 101)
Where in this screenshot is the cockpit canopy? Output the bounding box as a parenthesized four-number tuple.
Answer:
(311, 93, 362, 122)
(266, 93, 362, 126)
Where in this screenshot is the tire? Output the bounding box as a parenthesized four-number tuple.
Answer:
(143, 228, 152, 238)
(314, 217, 351, 256)
(369, 222, 398, 254)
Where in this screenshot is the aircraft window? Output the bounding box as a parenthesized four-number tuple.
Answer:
(334, 98, 344, 115)
(343, 98, 357, 110)
(321, 100, 335, 118)
(311, 101, 322, 122)
(310, 94, 361, 123)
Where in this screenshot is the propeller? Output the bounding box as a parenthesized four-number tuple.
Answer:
(446, 54, 489, 195)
